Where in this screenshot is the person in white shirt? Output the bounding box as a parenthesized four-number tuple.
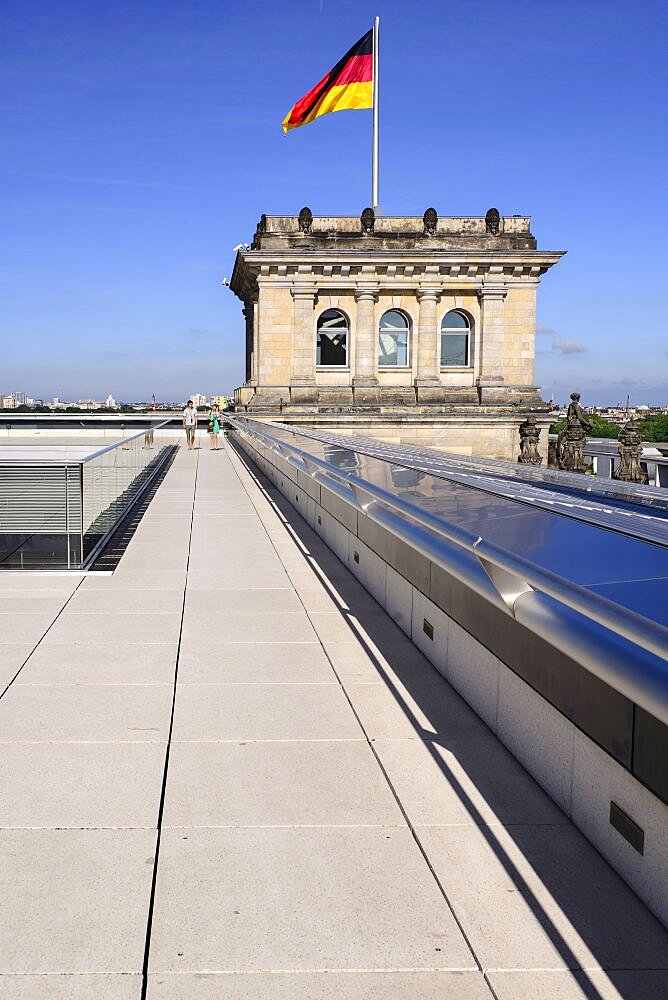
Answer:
(183, 400, 197, 450)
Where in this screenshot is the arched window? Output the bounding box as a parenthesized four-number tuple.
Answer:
(379, 309, 410, 367)
(317, 309, 348, 366)
(441, 310, 471, 367)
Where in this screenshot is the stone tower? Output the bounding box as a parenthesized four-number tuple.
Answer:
(229, 207, 564, 459)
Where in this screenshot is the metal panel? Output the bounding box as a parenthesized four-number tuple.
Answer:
(431, 566, 634, 766)
(633, 708, 668, 805)
(319, 485, 358, 534)
(357, 512, 431, 594)
(297, 468, 321, 503)
(0, 464, 80, 533)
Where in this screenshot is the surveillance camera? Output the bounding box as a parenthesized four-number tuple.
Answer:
(221, 278, 230, 286)
(232, 243, 244, 252)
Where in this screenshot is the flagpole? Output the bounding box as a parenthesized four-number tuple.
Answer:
(372, 15, 380, 209)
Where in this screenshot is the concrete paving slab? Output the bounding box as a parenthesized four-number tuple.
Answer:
(0, 974, 142, 999)
(0, 643, 34, 684)
(125, 528, 192, 546)
(417, 823, 668, 971)
(273, 567, 326, 591)
(187, 567, 291, 590)
(184, 589, 303, 615)
(131, 528, 191, 545)
(113, 552, 189, 574)
(191, 505, 256, 517)
(81, 571, 186, 591)
(0, 684, 173, 742)
(0, 743, 165, 828)
(287, 562, 353, 588)
(488, 969, 668, 999)
(187, 559, 281, 580)
(190, 516, 259, 530)
(345, 678, 490, 741)
(149, 827, 476, 973)
(188, 551, 283, 570)
(308, 609, 409, 647)
(188, 532, 270, 549)
(66, 590, 184, 614)
(324, 638, 435, 683)
(176, 641, 333, 684)
(16, 641, 176, 684)
(147, 970, 491, 999)
(292, 586, 342, 612)
(181, 611, 317, 644)
(0, 576, 81, 593)
(171, 683, 362, 742)
(162, 740, 404, 828)
(374, 737, 568, 827)
(0, 596, 73, 616)
(0, 614, 53, 645)
(118, 547, 190, 569)
(46, 612, 182, 645)
(0, 829, 156, 973)
(190, 540, 280, 572)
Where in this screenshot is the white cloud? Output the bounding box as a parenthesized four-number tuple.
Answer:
(552, 339, 587, 354)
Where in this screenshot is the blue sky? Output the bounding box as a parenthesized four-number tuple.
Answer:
(2, 0, 667, 405)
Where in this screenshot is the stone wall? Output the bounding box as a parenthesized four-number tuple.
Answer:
(229, 211, 564, 416)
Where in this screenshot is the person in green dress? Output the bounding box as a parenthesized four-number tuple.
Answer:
(207, 405, 221, 450)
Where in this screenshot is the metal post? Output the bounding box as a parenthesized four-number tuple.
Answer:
(372, 16, 380, 209)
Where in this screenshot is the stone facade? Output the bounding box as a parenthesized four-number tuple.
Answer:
(231, 210, 564, 413)
(229, 210, 564, 458)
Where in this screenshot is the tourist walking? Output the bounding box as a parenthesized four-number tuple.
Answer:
(207, 404, 221, 450)
(183, 399, 197, 450)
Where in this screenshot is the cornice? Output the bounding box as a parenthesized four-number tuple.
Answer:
(229, 250, 565, 300)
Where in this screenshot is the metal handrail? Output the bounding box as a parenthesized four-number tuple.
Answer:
(229, 415, 668, 725)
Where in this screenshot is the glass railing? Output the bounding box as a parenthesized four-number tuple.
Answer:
(0, 422, 174, 570)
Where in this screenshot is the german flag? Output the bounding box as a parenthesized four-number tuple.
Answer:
(282, 28, 373, 134)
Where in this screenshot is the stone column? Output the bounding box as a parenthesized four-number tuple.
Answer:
(414, 287, 442, 403)
(251, 301, 258, 384)
(477, 283, 507, 403)
(243, 302, 256, 385)
(290, 285, 318, 404)
(352, 285, 380, 405)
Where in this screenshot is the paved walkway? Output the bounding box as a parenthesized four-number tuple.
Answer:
(0, 442, 666, 999)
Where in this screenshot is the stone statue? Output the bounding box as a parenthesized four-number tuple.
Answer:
(360, 207, 375, 234)
(558, 392, 594, 472)
(518, 415, 542, 465)
(613, 420, 648, 484)
(485, 208, 500, 235)
(298, 207, 313, 233)
(423, 207, 438, 236)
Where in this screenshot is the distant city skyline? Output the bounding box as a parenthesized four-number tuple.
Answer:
(2, 0, 667, 406)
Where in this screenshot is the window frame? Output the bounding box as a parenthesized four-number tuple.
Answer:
(316, 308, 350, 369)
(440, 309, 472, 368)
(378, 308, 411, 369)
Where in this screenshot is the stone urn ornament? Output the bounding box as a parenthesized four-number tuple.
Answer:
(423, 207, 438, 236)
(360, 207, 375, 234)
(298, 207, 313, 233)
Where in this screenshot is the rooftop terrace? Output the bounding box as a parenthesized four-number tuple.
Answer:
(0, 438, 666, 998)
